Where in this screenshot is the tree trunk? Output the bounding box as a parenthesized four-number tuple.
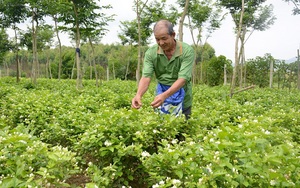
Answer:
(31, 10, 39, 85)
(135, 0, 148, 84)
(125, 44, 131, 80)
(14, 26, 20, 83)
(178, 0, 189, 41)
(73, 2, 82, 89)
(230, 0, 244, 97)
(54, 16, 63, 81)
(88, 38, 99, 87)
(136, 0, 141, 84)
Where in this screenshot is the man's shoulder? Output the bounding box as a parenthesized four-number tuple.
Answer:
(180, 41, 193, 50)
(147, 44, 159, 51)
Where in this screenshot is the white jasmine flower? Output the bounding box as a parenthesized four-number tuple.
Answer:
(172, 179, 181, 185)
(198, 178, 203, 184)
(270, 180, 276, 186)
(141, 151, 150, 158)
(104, 140, 112, 146)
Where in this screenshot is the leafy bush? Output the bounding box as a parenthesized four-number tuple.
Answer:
(0, 78, 299, 187)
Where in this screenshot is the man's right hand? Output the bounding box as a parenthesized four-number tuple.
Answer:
(131, 96, 142, 109)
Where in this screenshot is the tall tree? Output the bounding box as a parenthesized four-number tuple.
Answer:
(0, 29, 11, 67)
(25, 0, 48, 84)
(58, 0, 102, 88)
(80, 2, 114, 87)
(134, 0, 149, 83)
(0, 0, 27, 82)
(218, 0, 274, 95)
(185, 0, 223, 83)
(43, 0, 65, 80)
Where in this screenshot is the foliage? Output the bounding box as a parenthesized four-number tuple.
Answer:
(0, 29, 11, 65)
(0, 77, 299, 187)
(246, 54, 271, 87)
(118, 0, 178, 46)
(205, 55, 232, 86)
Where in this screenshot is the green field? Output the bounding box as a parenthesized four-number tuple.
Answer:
(0, 77, 299, 188)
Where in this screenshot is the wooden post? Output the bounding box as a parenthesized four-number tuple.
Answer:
(269, 59, 274, 88)
(297, 49, 300, 90)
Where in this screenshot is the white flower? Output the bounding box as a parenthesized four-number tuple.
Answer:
(270, 180, 276, 186)
(104, 140, 112, 146)
(232, 168, 238, 174)
(19, 140, 27, 144)
(152, 184, 160, 188)
(153, 130, 158, 134)
(141, 151, 150, 158)
(171, 179, 181, 185)
(198, 178, 203, 184)
(159, 180, 165, 185)
(238, 124, 243, 128)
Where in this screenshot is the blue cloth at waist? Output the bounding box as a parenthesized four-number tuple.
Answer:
(156, 83, 185, 105)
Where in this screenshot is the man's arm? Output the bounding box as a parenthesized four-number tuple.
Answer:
(151, 78, 186, 108)
(131, 77, 151, 109)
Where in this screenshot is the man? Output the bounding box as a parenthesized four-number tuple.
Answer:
(131, 19, 194, 119)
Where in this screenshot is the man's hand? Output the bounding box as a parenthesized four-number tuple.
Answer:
(151, 93, 167, 108)
(131, 95, 142, 109)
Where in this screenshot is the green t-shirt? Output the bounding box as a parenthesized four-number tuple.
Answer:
(142, 40, 195, 109)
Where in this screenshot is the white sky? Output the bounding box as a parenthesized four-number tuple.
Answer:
(99, 0, 300, 61)
(7, 0, 299, 62)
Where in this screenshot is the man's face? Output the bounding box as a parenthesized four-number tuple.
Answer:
(154, 27, 175, 52)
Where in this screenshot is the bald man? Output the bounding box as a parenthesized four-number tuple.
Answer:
(131, 20, 195, 119)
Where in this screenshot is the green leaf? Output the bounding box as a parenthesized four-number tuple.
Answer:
(175, 169, 183, 179)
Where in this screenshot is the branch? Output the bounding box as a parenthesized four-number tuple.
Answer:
(230, 85, 256, 97)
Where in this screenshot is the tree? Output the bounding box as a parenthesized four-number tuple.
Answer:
(0, 29, 11, 67)
(177, 0, 190, 41)
(58, 0, 106, 88)
(43, 0, 64, 80)
(206, 55, 232, 86)
(218, 0, 275, 95)
(0, 0, 27, 82)
(245, 54, 274, 88)
(80, 2, 114, 87)
(185, 0, 224, 84)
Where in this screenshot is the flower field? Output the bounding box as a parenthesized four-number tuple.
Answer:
(0, 77, 299, 188)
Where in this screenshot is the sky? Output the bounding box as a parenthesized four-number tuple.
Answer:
(98, 0, 300, 62)
(6, 0, 300, 62)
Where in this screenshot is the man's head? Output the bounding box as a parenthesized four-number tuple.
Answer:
(153, 20, 176, 52)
